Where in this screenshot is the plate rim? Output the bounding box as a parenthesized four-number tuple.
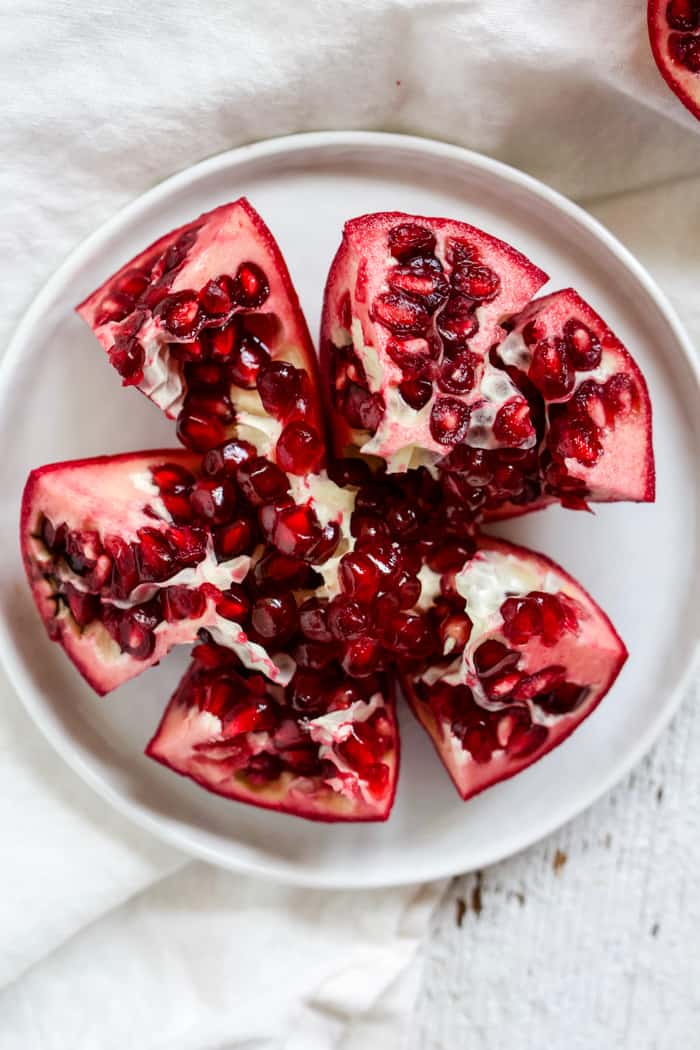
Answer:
(2, 129, 699, 889)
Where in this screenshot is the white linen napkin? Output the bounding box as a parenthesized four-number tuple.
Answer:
(1, 0, 698, 1046)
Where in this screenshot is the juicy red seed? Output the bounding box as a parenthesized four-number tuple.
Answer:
(186, 361, 227, 388)
(63, 583, 99, 627)
(506, 723, 548, 758)
(386, 337, 433, 376)
(430, 397, 470, 444)
(104, 535, 138, 595)
(114, 268, 149, 299)
(458, 725, 495, 764)
(276, 422, 324, 474)
(251, 594, 298, 640)
(157, 291, 201, 337)
(394, 570, 422, 609)
(96, 292, 134, 326)
(236, 456, 289, 505)
(350, 512, 389, 540)
(183, 389, 234, 423)
(473, 639, 519, 677)
(268, 503, 321, 557)
(485, 671, 522, 700)
(244, 753, 284, 783)
(118, 613, 156, 660)
(365, 762, 390, 800)
(257, 361, 302, 417)
(192, 642, 232, 668)
(452, 263, 500, 302)
(343, 384, 385, 430)
(387, 504, 419, 537)
(439, 614, 472, 654)
(327, 597, 368, 640)
(162, 585, 207, 622)
(299, 598, 333, 642)
(427, 539, 474, 573)
(229, 336, 270, 389)
(162, 486, 194, 523)
(339, 722, 386, 768)
(438, 352, 477, 394)
(307, 521, 341, 564)
(253, 550, 310, 590)
(529, 338, 575, 400)
(354, 537, 402, 580)
(501, 597, 543, 644)
(280, 747, 322, 776)
(383, 613, 435, 657)
(326, 457, 372, 488)
(388, 223, 436, 260)
(176, 410, 225, 452)
(373, 292, 430, 336)
(151, 462, 195, 491)
(108, 338, 145, 385)
(436, 293, 479, 347)
(203, 439, 257, 477)
(216, 585, 250, 622)
(667, 0, 699, 30)
(563, 318, 602, 371)
(214, 519, 253, 559)
(136, 528, 176, 581)
(209, 324, 239, 359)
(513, 665, 567, 701)
(399, 377, 433, 409)
(225, 698, 277, 736)
(339, 552, 381, 603)
(549, 417, 602, 467)
(198, 276, 232, 316)
(604, 373, 639, 416)
(338, 290, 352, 330)
(387, 258, 449, 310)
(535, 681, 588, 715)
(492, 399, 534, 447)
(231, 262, 269, 307)
(189, 478, 237, 524)
(343, 636, 382, 677)
(290, 668, 328, 714)
(167, 526, 207, 565)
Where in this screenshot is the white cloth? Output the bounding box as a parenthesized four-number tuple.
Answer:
(1, 1, 698, 1047)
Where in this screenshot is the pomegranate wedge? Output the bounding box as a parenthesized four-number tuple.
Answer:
(649, 0, 700, 121)
(321, 211, 548, 472)
(147, 649, 399, 821)
(403, 535, 627, 800)
(77, 198, 325, 473)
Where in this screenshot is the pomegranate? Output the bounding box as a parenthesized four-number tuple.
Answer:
(402, 535, 627, 800)
(77, 198, 326, 473)
(320, 211, 548, 472)
(648, 0, 700, 120)
(146, 651, 399, 821)
(493, 288, 654, 511)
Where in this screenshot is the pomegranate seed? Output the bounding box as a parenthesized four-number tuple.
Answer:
(394, 570, 421, 609)
(452, 263, 500, 302)
(436, 293, 479, 347)
(373, 292, 430, 336)
(383, 613, 435, 657)
(176, 409, 225, 452)
(485, 671, 522, 700)
(64, 530, 101, 575)
(513, 665, 567, 701)
(549, 416, 602, 467)
(439, 614, 472, 654)
(387, 504, 419, 537)
(342, 636, 382, 677)
(427, 539, 474, 573)
(350, 512, 389, 540)
(399, 377, 433, 409)
(117, 612, 156, 660)
(167, 526, 207, 566)
(114, 268, 149, 299)
(290, 668, 328, 714)
(670, 33, 700, 71)
(459, 724, 495, 764)
(104, 535, 138, 596)
(157, 291, 201, 337)
(387, 257, 449, 311)
(268, 503, 321, 558)
(162, 585, 207, 622)
(189, 478, 237, 524)
(251, 594, 298, 641)
(386, 336, 434, 378)
(473, 639, 519, 677)
(229, 335, 270, 388)
(430, 397, 470, 444)
(604, 373, 639, 416)
(225, 698, 277, 736)
(184, 388, 234, 424)
(198, 276, 233, 317)
(203, 438, 257, 477)
(136, 528, 176, 581)
(327, 457, 373, 488)
(307, 521, 341, 564)
(529, 338, 575, 400)
(535, 681, 588, 715)
(236, 456, 289, 505)
(209, 323, 239, 359)
(214, 518, 253, 559)
(294, 640, 340, 670)
(253, 550, 310, 591)
(96, 292, 134, 326)
(108, 337, 145, 386)
(563, 318, 602, 371)
(276, 422, 324, 474)
(667, 0, 699, 29)
(245, 753, 284, 783)
(216, 585, 250, 622)
(192, 642, 232, 668)
(231, 262, 269, 307)
(365, 762, 390, 800)
(186, 361, 226, 388)
(328, 597, 368, 640)
(388, 223, 436, 260)
(501, 596, 543, 644)
(88, 553, 113, 590)
(161, 486, 194, 523)
(492, 399, 534, 447)
(339, 551, 381, 603)
(506, 723, 548, 758)
(438, 352, 477, 395)
(354, 537, 402, 581)
(151, 463, 195, 491)
(63, 583, 99, 627)
(257, 361, 302, 417)
(299, 598, 333, 642)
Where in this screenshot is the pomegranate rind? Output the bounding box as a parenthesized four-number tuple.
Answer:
(146, 665, 400, 822)
(648, 0, 700, 121)
(21, 450, 234, 696)
(499, 288, 655, 504)
(402, 535, 628, 801)
(77, 197, 326, 460)
(320, 210, 548, 468)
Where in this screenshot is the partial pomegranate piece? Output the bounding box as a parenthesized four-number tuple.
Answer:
(648, 0, 700, 120)
(495, 288, 654, 507)
(77, 198, 325, 469)
(146, 653, 399, 821)
(402, 535, 627, 800)
(320, 210, 547, 472)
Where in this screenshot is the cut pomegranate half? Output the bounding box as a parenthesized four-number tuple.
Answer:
(402, 535, 627, 800)
(146, 649, 399, 821)
(320, 211, 548, 472)
(493, 288, 655, 511)
(20, 450, 294, 694)
(77, 198, 326, 474)
(649, 0, 700, 120)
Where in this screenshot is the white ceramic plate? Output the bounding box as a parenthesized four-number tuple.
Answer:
(2, 132, 699, 889)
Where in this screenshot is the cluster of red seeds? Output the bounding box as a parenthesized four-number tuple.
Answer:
(666, 0, 700, 70)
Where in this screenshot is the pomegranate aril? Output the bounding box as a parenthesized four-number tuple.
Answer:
(427, 539, 474, 573)
(384, 613, 436, 658)
(299, 598, 333, 642)
(372, 292, 430, 336)
(327, 457, 373, 488)
(167, 526, 207, 566)
(63, 583, 99, 627)
(237, 456, 290, 505)
(513, 665, 567, 701)
(104, 535, 138, 597)
(388, 223, 436, 260)
(294, 640, 340, 670)
(563, 318, 602, 371)
(387, 257, 449, 311)
(96, 292, 134, 326)
(266, 502, 320, 557)
(256, 361, 302, 417)
(473, 639, 519, 677)
(276, 422, 324, 474)
(549, 416, 602, 467)
(214, 519, 253, 560)
(328, 597, 368, 640)
(430, 397, 470, 445)
(64, 530, 101, 575)
(492, 399, 534, 446)
(189, 478, 237, 524)
(399, 377, 433, 410)
(666, 0, 699, 30)
(186, 361, 226, 389)
(342, 636, 382, 677)
(114, 268, 149, 299)
(290, 668, 328, 714)
(251, 594, 298, 641)
(176, 410, 225, 452)
(529, 338, 575, 400)
(203, 438, 257, 478)
(151, 463, 195, 491)
(438, 352, 477, 395)
(342, 383, 385, 430)
(108, 337, 145, 385)
(245, 753, 284, 783)
(439, 614, 472, 654)
(506, 723, 548, 758)
(226, 699, 277, 736)
(604, 373, 639, 416)
(452, 263, 500, 302)
(231, 262, 269, 307)
(307, 521, 341, 564)
(229, 336, 270, 389)
(458, 724, 496, 764)
(535, 681, 588, 715)
(157, 291, 201, 337)
(216, 585, 250, 622)
(161, 486, 194, 523)
(198, 276, 233, 317)
(669, 31, 700, 71)
(501, 596, 543, 644)
(136, 528, 176, 581)
(162, 585, 207, 622)
(387, 337, 434, 377)
(350, 512, 389, 541)
(339, 551, 381, 603)
(253, 550, 310, 591)
(355, 537, 402, 582)
(117, 612, 156, 660)
(436, 293, 479, 347)
(209, 324, 239, 360)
